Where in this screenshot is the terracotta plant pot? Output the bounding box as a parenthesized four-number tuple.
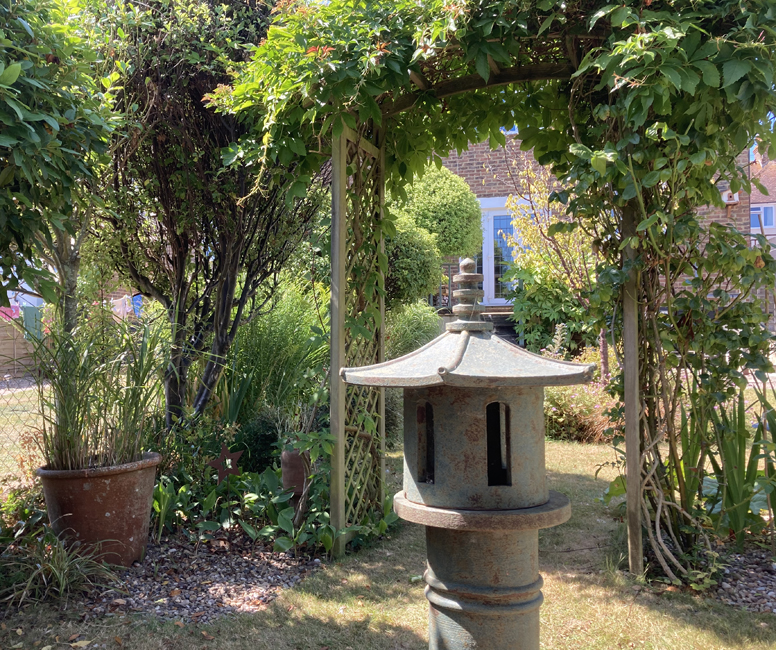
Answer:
(281, 449, 306, 506)
(37, 452, 161, 567)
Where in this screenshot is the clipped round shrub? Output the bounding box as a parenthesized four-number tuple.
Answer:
(385, 215, 442, 308)
(396, 164, 482, 257)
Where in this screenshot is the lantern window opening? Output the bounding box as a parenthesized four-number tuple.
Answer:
(417, 401, 435, 485)
(486, 402, 511, 486)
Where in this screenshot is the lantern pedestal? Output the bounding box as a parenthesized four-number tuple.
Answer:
(395, 491, 570, 650)
(341, 259, 594, 650)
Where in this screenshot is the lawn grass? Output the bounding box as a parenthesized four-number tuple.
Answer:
(2, 440, 776, 649)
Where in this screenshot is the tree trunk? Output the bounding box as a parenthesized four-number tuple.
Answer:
(60, 256, 80, 333)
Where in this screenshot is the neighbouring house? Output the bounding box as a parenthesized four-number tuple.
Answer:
(440, 136, 758, 339)
(752, 146, 776, 329)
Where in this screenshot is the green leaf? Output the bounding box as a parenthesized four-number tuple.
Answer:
(0, 164, 14, 186)
(0, 135, 18, 147)
(198, 520, 220, 532)
(722, 59, 752, 87)
(694, 60, 720, 88)
(591, 153, 607, 176)
(203, 488, 217, 514)
(0, 63, 21, 86)
(642, 171, 661, 187)
(278, 506, 295, 534)
(239, 520, 259, 540)
(637, 214, 659, 232)
(273, 536, 294, 552)
(569, 143, 593, 160)
(475, 53, 490, 82)
(538, 14, 554, 35)
(661, 66, 682, 91)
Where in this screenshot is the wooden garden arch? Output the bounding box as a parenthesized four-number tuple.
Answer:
(327, 57, 642, 566)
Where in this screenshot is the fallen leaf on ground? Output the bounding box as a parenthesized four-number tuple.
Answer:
(201, 632, 215, 641)
(68, 634, 80, 642)
(115, 636, 123, 646)
(41, 645, 54, 650)
(16, 628, 23, 636)
(71, 641, 93, 648)
(170, 589, 181, 597)
(111, 599, 126, 606)
(174, 621, 184, 628)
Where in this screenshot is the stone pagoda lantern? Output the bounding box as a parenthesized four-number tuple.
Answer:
(342, 259, 595, 650)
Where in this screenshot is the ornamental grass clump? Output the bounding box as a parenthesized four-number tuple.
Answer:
(29, 318, 166, 471)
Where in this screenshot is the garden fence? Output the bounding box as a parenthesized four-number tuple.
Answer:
(0, 375, 40, 482)
(0, 316, 38, 482)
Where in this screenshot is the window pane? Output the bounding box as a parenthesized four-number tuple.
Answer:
(765, 206, 774, 227)
(752, 208, 763, 229)
(493, 215, 514, 299)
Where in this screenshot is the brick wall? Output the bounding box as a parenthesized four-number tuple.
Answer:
(443, 137, 536, 198)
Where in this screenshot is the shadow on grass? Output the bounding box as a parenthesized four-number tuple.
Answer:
(556, 567, 776, 648)
(545, 469, 776, 647)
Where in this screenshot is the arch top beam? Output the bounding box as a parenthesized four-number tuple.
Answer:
(383, 62, 576, 118)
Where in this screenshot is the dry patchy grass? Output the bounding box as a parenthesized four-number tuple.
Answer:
(2, 441, 776, 649)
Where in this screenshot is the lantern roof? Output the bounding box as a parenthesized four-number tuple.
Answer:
(341, 259, 596, 388)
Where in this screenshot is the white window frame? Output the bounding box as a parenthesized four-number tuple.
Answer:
(477, 197, 515, 306)
(751, 203, 776, 235)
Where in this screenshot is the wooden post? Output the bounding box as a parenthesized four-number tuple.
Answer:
(622, 206, 643, 574)
(330, 134, 347, 558)
(378, 138, 386, 507)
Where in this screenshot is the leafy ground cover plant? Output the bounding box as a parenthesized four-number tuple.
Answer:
(0, 487, 117, 606)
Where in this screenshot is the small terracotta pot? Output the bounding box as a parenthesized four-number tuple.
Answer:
(281, 450, 306, 503)
(37, 452, 161, 567)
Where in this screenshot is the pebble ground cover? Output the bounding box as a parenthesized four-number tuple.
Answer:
(2, 442, 776, 649)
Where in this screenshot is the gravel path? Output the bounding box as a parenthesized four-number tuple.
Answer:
(81, 533, 321, 624)
(714, 548, 776, 614)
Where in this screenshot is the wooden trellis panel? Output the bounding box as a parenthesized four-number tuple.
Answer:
(330, 123, 385, 556)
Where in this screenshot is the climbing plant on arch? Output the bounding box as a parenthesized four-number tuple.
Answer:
(224, 0, 776, 566)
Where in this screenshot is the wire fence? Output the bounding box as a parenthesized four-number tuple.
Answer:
(0, 375, 41, 484)
(0, 315, 39, 482)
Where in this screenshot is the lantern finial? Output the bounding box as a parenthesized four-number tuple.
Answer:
(447, 257, 493, 332)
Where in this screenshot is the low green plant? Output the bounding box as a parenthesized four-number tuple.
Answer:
(229, 281, 329, 426)
(706, 390, 773, 549)
(544, 345, 618, 444)
(1, 526, 117, 606)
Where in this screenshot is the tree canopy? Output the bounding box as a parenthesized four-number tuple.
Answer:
(100, 0, 321, 425)
(0, 0, 111, 302)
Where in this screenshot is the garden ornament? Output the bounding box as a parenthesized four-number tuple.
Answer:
(342, 258, 595, 650)
(208, 444, 244, 483)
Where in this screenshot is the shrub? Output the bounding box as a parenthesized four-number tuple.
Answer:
(385, 215, 442, 308)
(507, 266, 597, 354)
(384, 302, 442, 445)
(395, 164, 482, 257)
(544, 346, 619, 444)
(229, 281, 329, 425)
